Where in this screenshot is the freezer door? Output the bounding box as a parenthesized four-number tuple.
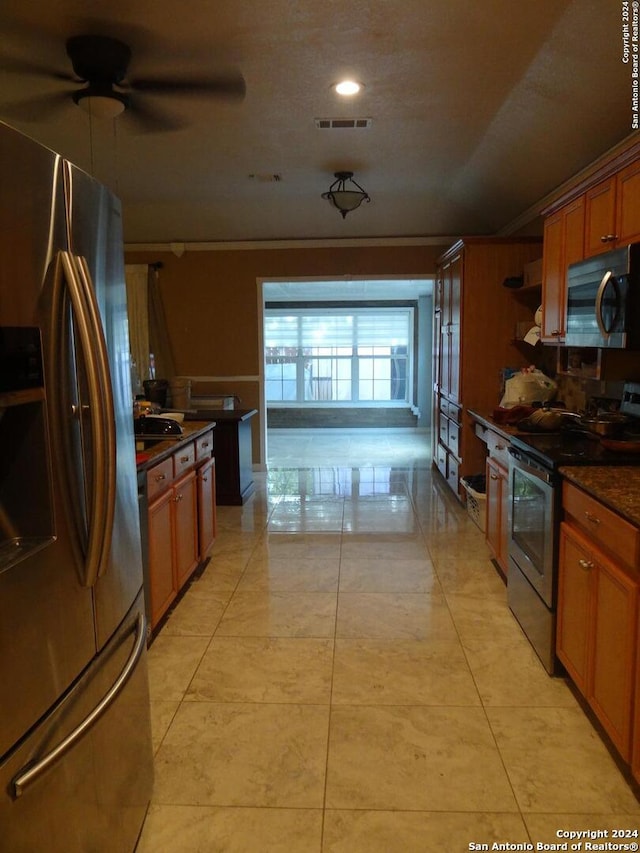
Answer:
(0, 594, 153, 852)
(64, 162, 144, 648)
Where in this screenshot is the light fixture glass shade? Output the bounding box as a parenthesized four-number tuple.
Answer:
(74, 91, 127, 119)
(322, 171, 370, 218)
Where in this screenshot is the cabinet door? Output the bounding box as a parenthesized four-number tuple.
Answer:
(197, 457, 217, 559)
(485, 457, 503, 564)
(148, 490, 176, 629)
(616, 160, 640, 246)
(541, 210, 564, 341)
(557, 523, 593, 694)
(590, 552, 638, 761)
(585, 177, 617, 256)
(173, 471, 199, 589)
(541, 197, 584, 342)
(633, 607, 640, 784)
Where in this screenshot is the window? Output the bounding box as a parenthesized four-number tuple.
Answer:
(265, 308, 412, 404)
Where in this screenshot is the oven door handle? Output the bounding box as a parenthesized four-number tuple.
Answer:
(508, 448, 554, 485)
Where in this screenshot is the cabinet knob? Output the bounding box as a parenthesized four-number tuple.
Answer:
(551, 329, 562, 337)
(490, 474, 499, 481)
(584, 511, 601, 525)
(180, 455, 190, 464)
(600, 234, 618, 243)
(578, 558, 593, 571)
(174, 493, 183, 502)
(155, 473, 166, 482)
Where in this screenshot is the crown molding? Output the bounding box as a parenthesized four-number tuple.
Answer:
(124, 235, 457, 254)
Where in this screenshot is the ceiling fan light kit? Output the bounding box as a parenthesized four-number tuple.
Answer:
(322, 171, 371, 218)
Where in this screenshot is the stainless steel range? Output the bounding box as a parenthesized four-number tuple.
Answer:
(506, 383, 640, 674)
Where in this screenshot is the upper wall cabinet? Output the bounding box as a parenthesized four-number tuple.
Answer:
(585, 161, 640, 255)
(541, 196, 584, 342)
(540, 138, 640, 344)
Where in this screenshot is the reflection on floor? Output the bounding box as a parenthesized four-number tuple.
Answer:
(138, 429, 640, 852)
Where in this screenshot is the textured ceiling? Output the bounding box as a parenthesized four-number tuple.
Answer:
(0, 0, 635, 244)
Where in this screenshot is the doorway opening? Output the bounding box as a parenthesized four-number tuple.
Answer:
(257, 276, 434, 466)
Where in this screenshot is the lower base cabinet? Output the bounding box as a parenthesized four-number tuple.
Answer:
(557, 521, 638, 762)
(148, 470, 199, 628)
(486, 456, 509, 573)
(141, 426, 218, 632)
(197, 456, 217, 558)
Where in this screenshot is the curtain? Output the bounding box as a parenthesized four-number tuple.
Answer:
(124, 264, 150, 386)
(147, 265, 176, 381)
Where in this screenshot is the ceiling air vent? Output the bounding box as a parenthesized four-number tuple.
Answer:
(314, 117, 372, 129)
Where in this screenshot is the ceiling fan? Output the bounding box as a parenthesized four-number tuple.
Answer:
(0, 34, 246, 132)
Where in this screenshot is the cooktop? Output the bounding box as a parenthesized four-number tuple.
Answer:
(509, 429, 640, 469)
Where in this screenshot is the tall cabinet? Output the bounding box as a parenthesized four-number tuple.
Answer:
(434, 238, 542, 499)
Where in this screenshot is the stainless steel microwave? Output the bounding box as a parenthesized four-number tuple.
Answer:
(565, 243, 640, 348)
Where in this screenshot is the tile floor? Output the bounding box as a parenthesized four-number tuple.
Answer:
(138, 429, 640, 852)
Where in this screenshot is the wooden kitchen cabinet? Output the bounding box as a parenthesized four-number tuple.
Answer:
(541, 195, 584, 342)
(197, 455, 217, 559)
(434, 238, 541, 500)
(147, 488, 175, 628)
(558, 485, 639, 763)
(485, 455, 509, 574)
(147, 469, 199, 627)
(172, 470, 199, 589)
(139, 424, 217, 632)
(557, 521, 594, 695)
(633, 607, 640, 784)
(584, 162, 640, 256)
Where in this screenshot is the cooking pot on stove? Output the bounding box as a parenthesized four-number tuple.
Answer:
(518, 409, 631, 435)
(564, 411, 631, 436)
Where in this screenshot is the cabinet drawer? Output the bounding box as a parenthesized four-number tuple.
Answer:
(486, 429, 510, 468)
(446, 454, 459, 495)
(146, 457, 174, 502)
(196, 431, 214, 461)
(448, 403, 461, 425)
(439, 413, 449, 445)
(173, 441, 196, 478)
(440, 398, 450, 417)
(563, 481, 640, 569)
(447, 420, 460, 458)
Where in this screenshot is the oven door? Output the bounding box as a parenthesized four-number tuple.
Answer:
(507, 450, 557, 608)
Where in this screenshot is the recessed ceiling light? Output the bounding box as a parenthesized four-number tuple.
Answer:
(334, 80, 362, 96)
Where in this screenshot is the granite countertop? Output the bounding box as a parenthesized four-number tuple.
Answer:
(467, 409, 527, 441)
(558, 466, 640, 528)
(135, 420, 215, 471)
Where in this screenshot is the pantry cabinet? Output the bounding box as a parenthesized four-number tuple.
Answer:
(434, 238, 541, 500)
(558, 483, 639, 763)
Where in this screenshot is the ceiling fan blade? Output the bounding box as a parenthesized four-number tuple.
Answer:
(0, 90, 71, 122)
(124, 96, 189, 133)
(129, 73, 246, 101)
(0, 54, 74, 81)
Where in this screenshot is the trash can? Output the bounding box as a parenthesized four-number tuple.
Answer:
(460, 474, 487, 532)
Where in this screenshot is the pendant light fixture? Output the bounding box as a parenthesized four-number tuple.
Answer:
(322, 171, 371, 218)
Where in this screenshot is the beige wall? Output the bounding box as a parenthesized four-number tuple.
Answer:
(125, 243, 447, 463)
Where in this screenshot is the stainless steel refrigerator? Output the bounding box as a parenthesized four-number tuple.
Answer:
(0, 122, 153, 851)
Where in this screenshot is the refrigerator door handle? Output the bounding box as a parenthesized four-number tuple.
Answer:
(11, 612, 147, 799)
(58, 251, 115, 586)
(74, 253, 117, 580)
